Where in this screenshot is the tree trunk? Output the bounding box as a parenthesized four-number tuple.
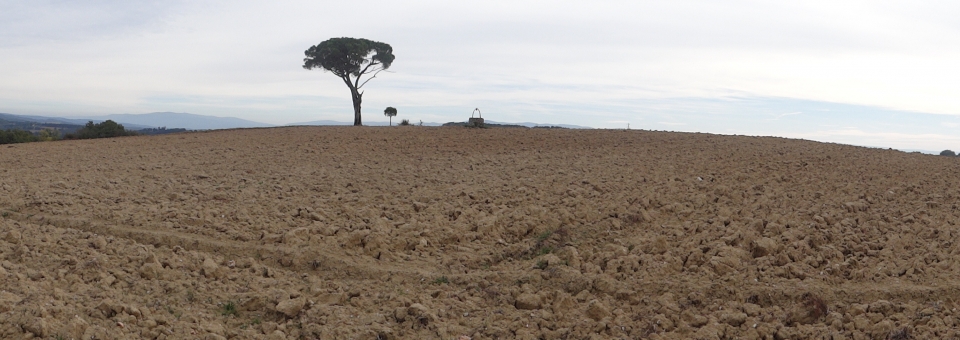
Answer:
(343, 76, 363, 126)
(351, 88, 362, 126)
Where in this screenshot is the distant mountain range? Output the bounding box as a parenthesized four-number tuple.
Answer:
(89, 112, 272, 130)
(471, 121, 590, 129)
(0, 112, 270, 130)
(289, 120, 591, 129)
(0, 112, 592, 131)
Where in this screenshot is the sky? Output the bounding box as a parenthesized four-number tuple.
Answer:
(1, 0, 959, 151)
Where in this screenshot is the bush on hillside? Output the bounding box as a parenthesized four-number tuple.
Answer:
(0, 129, 40, 144)
(38, 128, 61, 141)
(940, 150, 956, 156)
(65, 120, 137, 140)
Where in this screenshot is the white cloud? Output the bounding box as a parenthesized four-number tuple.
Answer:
(0, 0, 959, 150)
(782, 128, 960, 152)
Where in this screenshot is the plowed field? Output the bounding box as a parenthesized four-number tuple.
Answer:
(1, 126, 959, 339)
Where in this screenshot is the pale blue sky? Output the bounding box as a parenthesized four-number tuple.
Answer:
(1, 1, 959, 151)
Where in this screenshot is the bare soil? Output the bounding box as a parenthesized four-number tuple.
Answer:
(1, 126, 959, 339)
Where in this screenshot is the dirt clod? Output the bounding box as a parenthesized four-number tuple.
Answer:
(0, 127, 958, 339)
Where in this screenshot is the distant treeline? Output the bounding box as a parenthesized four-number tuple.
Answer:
(63, 120, 137, 140)
(0, 129, 59, 144)
(137, 127, 189, 135)
(0, 120, 152, 145)
(441, 121, 564, 128)
(0, 121, 84, 133)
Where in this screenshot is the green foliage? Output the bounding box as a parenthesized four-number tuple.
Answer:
(303, 38, 394, 76)
(66, 120, 137, 140)
(0, 129, 40, 144)
(535, 260, 548, 270)
(384, 107, 397, 117)
(940, 150, 956, 156)
(303, 37, 395, 126)
(431, 276, 449, 285)
(399, 119, 411, 126)
(38, 128, 61, 141)
(384, 107, 398, 126)
(138, 127, 188, 135)
(536, 245, 554, 256)
(219, 301, 238, 316)
(536, 231, 553, 243)
(0, 127, 63, 144)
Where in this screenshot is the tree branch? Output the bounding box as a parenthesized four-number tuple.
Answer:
(341, 75, 355, 91)
(357, 67, 386, 89)
(354, 61, 381, 88)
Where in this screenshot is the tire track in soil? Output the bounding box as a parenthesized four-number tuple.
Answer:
(7, 206, 959, 313)
(1, 207, 440, 282)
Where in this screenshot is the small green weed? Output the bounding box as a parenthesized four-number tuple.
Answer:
(432, 276, 449, 285)
(240, 317, 260, 329)
(536, 231, 553, 243)
(535, 260, 548, 270)
(220, 301, 238, 317)
(527, 226, 569, 260)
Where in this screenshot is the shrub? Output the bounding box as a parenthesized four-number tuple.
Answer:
(38, 128, 61, 141)
(399, 119, 411, 126)
(219, 301, 238, 316)
(0, 129, 40, 144)
(66, 120, 137, 140)
(940, 150, 956, 156)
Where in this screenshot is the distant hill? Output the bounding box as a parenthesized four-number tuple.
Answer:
(289, 119, 589, 128)
(491, 121, 592, 129)
(442, 121, 528, 128)
(2, 112, 589, 131)
(0, 112, 125, 127)
(0, 113, 87, 133)
(0, 112, 156, 131)
(287, 120, 443, 127)
(87, 112, 272, 130)
(441, 120, 592, 129)
(0, 112, 273, 130)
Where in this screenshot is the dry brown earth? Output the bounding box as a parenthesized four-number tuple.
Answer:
(1, 126, 960, 339)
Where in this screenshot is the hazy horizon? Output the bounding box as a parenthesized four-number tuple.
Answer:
(2, 1, 958, 151)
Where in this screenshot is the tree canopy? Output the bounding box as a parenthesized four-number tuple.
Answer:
(303, 38, 395, 126)
(66, 120, 136, 140)
(384, 106, 398, 126)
